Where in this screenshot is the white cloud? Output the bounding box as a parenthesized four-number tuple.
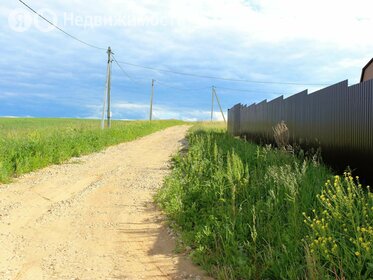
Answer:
(153, 108, 225, 122)
(0, 115, 34, 118)
(86, 101, 226, 121)
(112, 103, 149, 111)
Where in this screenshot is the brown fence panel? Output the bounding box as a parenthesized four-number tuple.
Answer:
(227, 79, 373, 159)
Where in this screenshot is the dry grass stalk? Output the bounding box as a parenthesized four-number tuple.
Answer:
(273, 121, 290, 149)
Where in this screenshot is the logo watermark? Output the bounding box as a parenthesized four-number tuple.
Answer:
(8, 8, 182, 32)
(8, 9, 34, 32)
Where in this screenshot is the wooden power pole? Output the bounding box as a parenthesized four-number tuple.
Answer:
(101, 47, 113, 129)
(213, 87, 227, 124)
(211, 86, 215, 122)
(107, 47, 113, 128)
(150, 79, 155, 121)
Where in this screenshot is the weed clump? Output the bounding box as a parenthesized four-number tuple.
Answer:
(273, 121, 290, 150)
(304, 173, 373, 279)
(156, 126, 372, 279)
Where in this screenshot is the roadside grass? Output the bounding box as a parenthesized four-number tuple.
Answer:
(0, 118, 184, 183)
(155, 123, 373, 279)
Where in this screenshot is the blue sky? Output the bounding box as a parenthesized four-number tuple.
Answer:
(1, 0, 372, 121)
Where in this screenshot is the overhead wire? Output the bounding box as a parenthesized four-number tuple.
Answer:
(112, 60, 316, 94)
(112, 55, 140, 83)
(215, 86, 284, 95)
(115, 60, 330, 87)
(156, 80, 211, 92)
(112, 60, 210, 92)
(18, 0, 107, 51)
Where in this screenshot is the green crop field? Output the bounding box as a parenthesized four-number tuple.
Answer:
(156, 123, 373, 280)
(0, 118, 183, 183)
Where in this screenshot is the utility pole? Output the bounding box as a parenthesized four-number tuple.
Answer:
(101, 73, 108, 129)
(211, 86, 215, 122)
(150, 79, 155, 121)
(107, 47, 113, 128)
(101, 47, 113, 129)
(213, 87, 227, 124)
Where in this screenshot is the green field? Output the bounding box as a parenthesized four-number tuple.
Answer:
(156, 124, 373, 279)
(0, 118, 183, 183)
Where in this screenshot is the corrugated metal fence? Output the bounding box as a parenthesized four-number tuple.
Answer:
(228, 79, 373, 158)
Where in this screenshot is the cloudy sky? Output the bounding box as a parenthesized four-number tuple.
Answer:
(1, 0, 372, 121)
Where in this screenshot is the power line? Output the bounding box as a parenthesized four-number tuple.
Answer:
(216, 86, 284, 95)
(156, 80, 210, 92)
(18, 0, 106, 51)
(115, 60, 330, 86)
(112, 59, 210, 91)
(112, 55, 137, 82)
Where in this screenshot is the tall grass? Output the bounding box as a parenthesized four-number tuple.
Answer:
(304, 174, 373, 279)
(156, 125, 372, 279)
(0, 118, 183, 183)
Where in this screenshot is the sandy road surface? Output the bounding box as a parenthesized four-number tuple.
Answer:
(0, 126, 211, 280)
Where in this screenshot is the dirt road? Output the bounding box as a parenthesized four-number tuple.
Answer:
(0, 126, 210, 280)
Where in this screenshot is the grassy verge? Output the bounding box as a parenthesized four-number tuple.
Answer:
(0, 118, 183, 183)
(156, 124, 373, 279)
